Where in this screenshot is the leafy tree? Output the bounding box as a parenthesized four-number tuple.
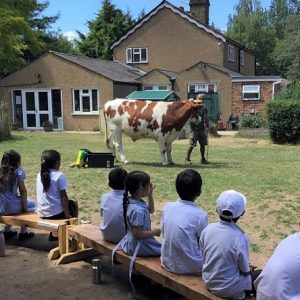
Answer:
(0, 0, 74, 78)
(75, 0, 134, 60)
(227, 0, 277, 75)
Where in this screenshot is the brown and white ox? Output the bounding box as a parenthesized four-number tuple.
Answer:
(103, 99, 199, 165)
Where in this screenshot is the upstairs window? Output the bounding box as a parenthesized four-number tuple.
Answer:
(240, 50, 245, 66)
(188, 83, 215, 93)
(143, 84, 169, 91)
(72, 88, 99, 114)
(228, 45, 235, 62)
(126, 48, 148, 63)
(243, 85, 260, 100)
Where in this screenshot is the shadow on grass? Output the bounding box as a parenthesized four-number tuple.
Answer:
(126, 161, 238, 169)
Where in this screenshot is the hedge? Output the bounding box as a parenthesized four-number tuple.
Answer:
(239, 114, 268, 129)
(267, 100, 300, 144)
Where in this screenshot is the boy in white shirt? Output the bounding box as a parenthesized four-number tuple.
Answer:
(254, 230, 300, 300)
(160, 169, 208, 274)
(100, 167, 127, 243)
(200, 190, 260, 299)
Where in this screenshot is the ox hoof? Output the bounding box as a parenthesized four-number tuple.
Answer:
(123, 160, 129, 165)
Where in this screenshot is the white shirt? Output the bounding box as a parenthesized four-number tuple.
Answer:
(160, 199, 208, 274)
(200, 220, 252, 299)
(36, 169, 68, 217)
(99, 189, 126, 243)
(254, 232, 300, 300)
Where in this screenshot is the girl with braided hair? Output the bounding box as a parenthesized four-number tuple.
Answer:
(119, 170, 161, 256)
(36, 150, 78, 240)
(0, 150, 35, 240)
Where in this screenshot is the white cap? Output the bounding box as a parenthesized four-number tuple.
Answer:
(216, 190, 247, 219)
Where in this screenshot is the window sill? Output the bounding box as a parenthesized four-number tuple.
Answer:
(72, 112, 99, 116)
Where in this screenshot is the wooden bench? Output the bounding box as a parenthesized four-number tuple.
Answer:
(0, 212, 78, 260)
(60, 223, 221, 300)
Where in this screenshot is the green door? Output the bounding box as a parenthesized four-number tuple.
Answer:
(187, 92, 220, 122)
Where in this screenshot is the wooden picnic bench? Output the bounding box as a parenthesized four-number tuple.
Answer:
(60, 223, 221, 300)
(0, 212, 78, 260)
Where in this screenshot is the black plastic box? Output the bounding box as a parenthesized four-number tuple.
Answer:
(87, 153, 115, 168)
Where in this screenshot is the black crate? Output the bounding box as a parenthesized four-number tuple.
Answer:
(87, 153, 115, 168)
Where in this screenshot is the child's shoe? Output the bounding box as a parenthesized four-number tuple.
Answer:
(18, 231, 35, 241)
(3, 231, 17, 240)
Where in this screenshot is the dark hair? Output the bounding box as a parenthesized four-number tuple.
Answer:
(0, 150, 21, 192)
(108, 167, 127, 190)
(122, 171, 150, 232)
(40, 150, 61, 192)
(176, 169, 202, 200)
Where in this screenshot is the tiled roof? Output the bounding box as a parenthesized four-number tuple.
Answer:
(50, 51, 145, 83)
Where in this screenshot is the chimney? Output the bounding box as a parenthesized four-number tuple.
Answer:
(189, 0, 210, 25)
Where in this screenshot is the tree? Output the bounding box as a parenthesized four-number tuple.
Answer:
(75, 0, 134, 60)
(227, 0, 277, 75)
(0, 0, 45, 77)
(0, 0, 74, 78)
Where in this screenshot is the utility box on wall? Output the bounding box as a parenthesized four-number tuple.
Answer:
(87, 153, 115, 168)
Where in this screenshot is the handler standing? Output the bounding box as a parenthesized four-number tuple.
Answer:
(185, 94, 209, 164)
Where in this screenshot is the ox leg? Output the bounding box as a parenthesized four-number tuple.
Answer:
(113, 130, 129, 164)
(166, 143, 174, 165)
(158, 138, 168, 166)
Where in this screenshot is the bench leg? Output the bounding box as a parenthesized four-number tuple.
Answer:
(57, 248, 99, 264)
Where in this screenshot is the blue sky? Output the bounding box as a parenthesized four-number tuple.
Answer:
(45, 0, 272, 40)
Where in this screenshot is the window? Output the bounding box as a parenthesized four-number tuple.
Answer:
(72, 89, 99, 114)
(243, 85, 260, 100)
(240, 50, 245, 66)
(228, 45, 235, 62)
(126, 48, 148, 63)
(143, 84, 169, 91)
(188, 83, 215, 93)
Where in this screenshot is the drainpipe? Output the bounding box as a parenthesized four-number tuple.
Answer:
(272, 80, 281, 99)
(170, 76, 176, 91)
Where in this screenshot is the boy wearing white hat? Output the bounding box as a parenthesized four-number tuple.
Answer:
(199, 190, 260, 299)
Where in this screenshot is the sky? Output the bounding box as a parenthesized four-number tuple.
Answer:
(44, 0, 272, 40)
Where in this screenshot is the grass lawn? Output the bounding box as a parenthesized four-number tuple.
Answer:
(1, 131, 299, 267)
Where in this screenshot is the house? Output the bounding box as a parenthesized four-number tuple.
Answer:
(0, 51, 144, 131)
(0, 0, 288, 131)
(111, 0, 288, 124)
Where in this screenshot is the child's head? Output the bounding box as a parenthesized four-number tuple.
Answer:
(124, 170, 150, 197)
(0, 150, 21, 192)
(40, 150, 61, 192)
(108, 167, 127, 190)
(216, 190, 247, 222)
(176, 169, 202, 201)
(1, 150, 21, 168)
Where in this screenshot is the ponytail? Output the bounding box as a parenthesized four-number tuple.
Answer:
(0, 150, 20, 192)
(123, 190, 129, 232)
(40, 150, 60, 192)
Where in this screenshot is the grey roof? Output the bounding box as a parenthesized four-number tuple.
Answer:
(138, 68, 178, 80)
(50, 51, 145, 83)
(231, 76, 284, 82)
(205, 63, 243, 77)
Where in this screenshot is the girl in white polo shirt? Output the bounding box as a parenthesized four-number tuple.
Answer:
(36, 150, 78, 240)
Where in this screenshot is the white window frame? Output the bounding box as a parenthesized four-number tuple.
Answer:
(240, 50, 245, 66)
(242, 85, 260, 100)
(228, 45, 235, 62)
(188, 83, 215, 93)
(72, 88, 99, 115)
(126, 47, 148, 63)
(143, 84, 170, 91)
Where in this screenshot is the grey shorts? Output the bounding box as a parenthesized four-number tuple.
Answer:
(189, 131, 208, 147)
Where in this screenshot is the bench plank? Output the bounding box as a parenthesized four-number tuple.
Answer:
(0, 213, 78, 260)
(67, 224, 220, 300)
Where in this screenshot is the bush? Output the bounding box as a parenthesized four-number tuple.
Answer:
(239, 114, 268, 129)
(267, 100, 300, 144)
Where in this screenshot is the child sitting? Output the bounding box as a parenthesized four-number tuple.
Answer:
(160, 169, 208, 274)
(0, 150, 35, 240)
(254, 228, 300, 300)
(200, 190, 260, 299)
(36, 150, 78, 240)
(99, 167, 127, 243)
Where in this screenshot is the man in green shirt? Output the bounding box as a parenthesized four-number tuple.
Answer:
(185, 94, 210, 164)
